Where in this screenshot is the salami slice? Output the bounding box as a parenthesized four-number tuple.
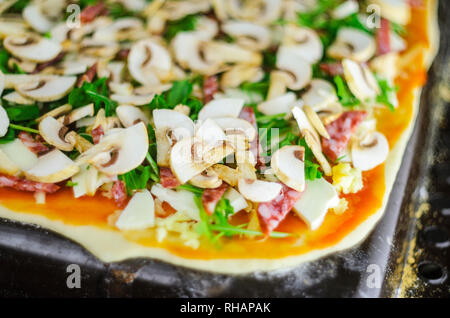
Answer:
(203, 76, 219, 103)
(376, 18, 391, 55)
(80, 3, 109, 24)
(321, 110, 367, 162)
(160, 167, 181, 189)
(112, 180, 127, 208)
(257, 184, 303, 235)
(0, 174, 60, 193)
(239, 107, 265, 169)
(201, 183, 228, 215)
(18, 132, 49, 155)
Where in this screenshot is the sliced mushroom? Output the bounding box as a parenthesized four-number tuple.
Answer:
(23, 4, 55, 33)
(292, 105, 319, 141)
(170, 136, 234, 183)
(204, 41, 262, 66)
(63, 104, 95, 125)
(198, 98, 244, 120)
(369, 0, 411, 25)
(342, 59, 380, 102)
(172, 32, 220, 74)
(39, 116, 73, 152)
(257, 92, 296, 116)
(303, 128, 332, 176)
(210, 164, 240, 187)
(15, 76, 76, 102)
(214, 117, 256, 141)
(72, 164, 100, 198)
(36, 104, 72, 123)
(220, 64, 263, 89)
(266, 70, 292, 100)
(0, 105, 9, 137)
(128, 39, 172, 85)
(369, 52, 398, 82)
(303, 105, 330, 139)
(189, 168, 222, 189)
(116, 105, 149, 127)
(93, 18, 145, 42)
(25, 149, 79, 183)
(0, 18, 28, 38)
(195, 118, 227, 147)
(301, 79, 338, 111)
(281, 25, 323, 64)
(327, 27, 376, 62)
(110, 93, 155, 106)
(276, 47, 312, 90)
(351, 132, 389, 171)
(116, 189, 155, 231)
(153, 108, 195, 166)
(76, 122, 149, 176)
(293, 178, 339, 230)
(3, 91, 35, 105)
(221, 21, 271, 51)
(271, 145, 306, 192)
(331, 0, 359, 19)
(80, 39, 120, 59)
(237, 178, 282, 202)
(4, 34, 62, 63)
(64, 131, 93, 153)
(0, 138, 38, 175)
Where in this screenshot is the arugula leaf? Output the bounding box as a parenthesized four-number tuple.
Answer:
(66, 181, 78, 187)
(333, 75, 360, 107)
(240, 74, 270, 100)
(5, 105, 40, 122)
(119, 166, 152, 196)
(68, 77, 117, 115)
(164, 15, 198, 41)
(375, 76, 397, 112)
(177, 184, 204, 195)
(0, 49, 10, 73)
(299, 138, 323, 180)
(277, 131, 299, 149)
(166, 80, 193, 107)
(5, 0, 30, 13)
(0, 128, 15, 144)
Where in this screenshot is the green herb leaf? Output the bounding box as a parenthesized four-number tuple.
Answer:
(375, 76, 397, 112)
(119, 166, 152, 196)
(5, 105, 40, 122)
(333, 75, 360, 107)
(164, 15, 198, 41)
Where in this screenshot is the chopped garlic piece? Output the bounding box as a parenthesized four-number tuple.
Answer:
(332, 163, 363, 194)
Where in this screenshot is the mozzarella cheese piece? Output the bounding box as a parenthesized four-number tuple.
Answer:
(224, 187, 248, 213)
(116, 189, 155, 231)
(293, 178, 339, 230)
(151, 184, 200, 221)
(0, 139, 38, 173)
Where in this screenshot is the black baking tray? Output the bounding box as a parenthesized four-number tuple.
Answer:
(0, 2, 449, 298)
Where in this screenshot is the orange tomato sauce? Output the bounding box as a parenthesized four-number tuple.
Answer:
(0, 4, 430, 260)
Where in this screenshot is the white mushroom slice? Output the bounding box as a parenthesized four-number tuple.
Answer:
(189, 169, 222, 189)
(128, 39, 172, 85)
(204, 41, 262, 66)
(220, 65, 263, 89)
(72, 164, 100, 198)
(39, 117, 73, 152)
(0, 19, 28, 38)
(302, 79, 338, 111)
(116, 105, 148, 127)
(35, 104, 72, 123)
(23, 4, 55, 33)
(292, 105, 319, 141)
(49, 23, 70, 43)
(267, 70, 291, 100)
(110, 94, 155, 106)
(303, 128, 332, 176)
(198, 98, 244, 120)
(271, 145, 305, 192)
(276, 47, 312, 90)
(327, 27, 376, 62)
(172, 32, 220, 74)
(195, 16, 219, 40)
(303, 105, 330, 139)
(3, 34, 62, 63)
(195, 118, 227, 147)
(80, 39, 120, 58)
(0, 105, 9, 137)
(351, 132, 389, 171)
(293, 178, 339, 230)
(281, 25, 323, 64)
(3, 91, 35, 105)
(170, 137, 234, 183)
(57, 61, 88, 76)
(237, 178, 282, 203)
(25, 149, 79, 183)
(64, 104, 95, 125)
(3, 74, 42, 89)
(151, 183, 200, 221)
(224, 187, 248, 213)
(15, 76, 76, 102)
(77, 123, 149, 176)
(116, 189, 155, 231)
(370, 52, 398, 82)
(163, 0, 210, 21)
(342, 59, 380, 101)
(93, 18, 144, 42)
(153, 109, 195, 166)
(257, 92, 296, 116)
(0, 139, 38, 173)
(331, 0, 359, 19)
(221, 21, 271, 50)
(210, 164, 240, 187)
(214, 117, 256, 141)
(369, 0, 411, 25)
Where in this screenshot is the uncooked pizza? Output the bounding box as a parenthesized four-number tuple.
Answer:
(0, 0, 439, 273)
